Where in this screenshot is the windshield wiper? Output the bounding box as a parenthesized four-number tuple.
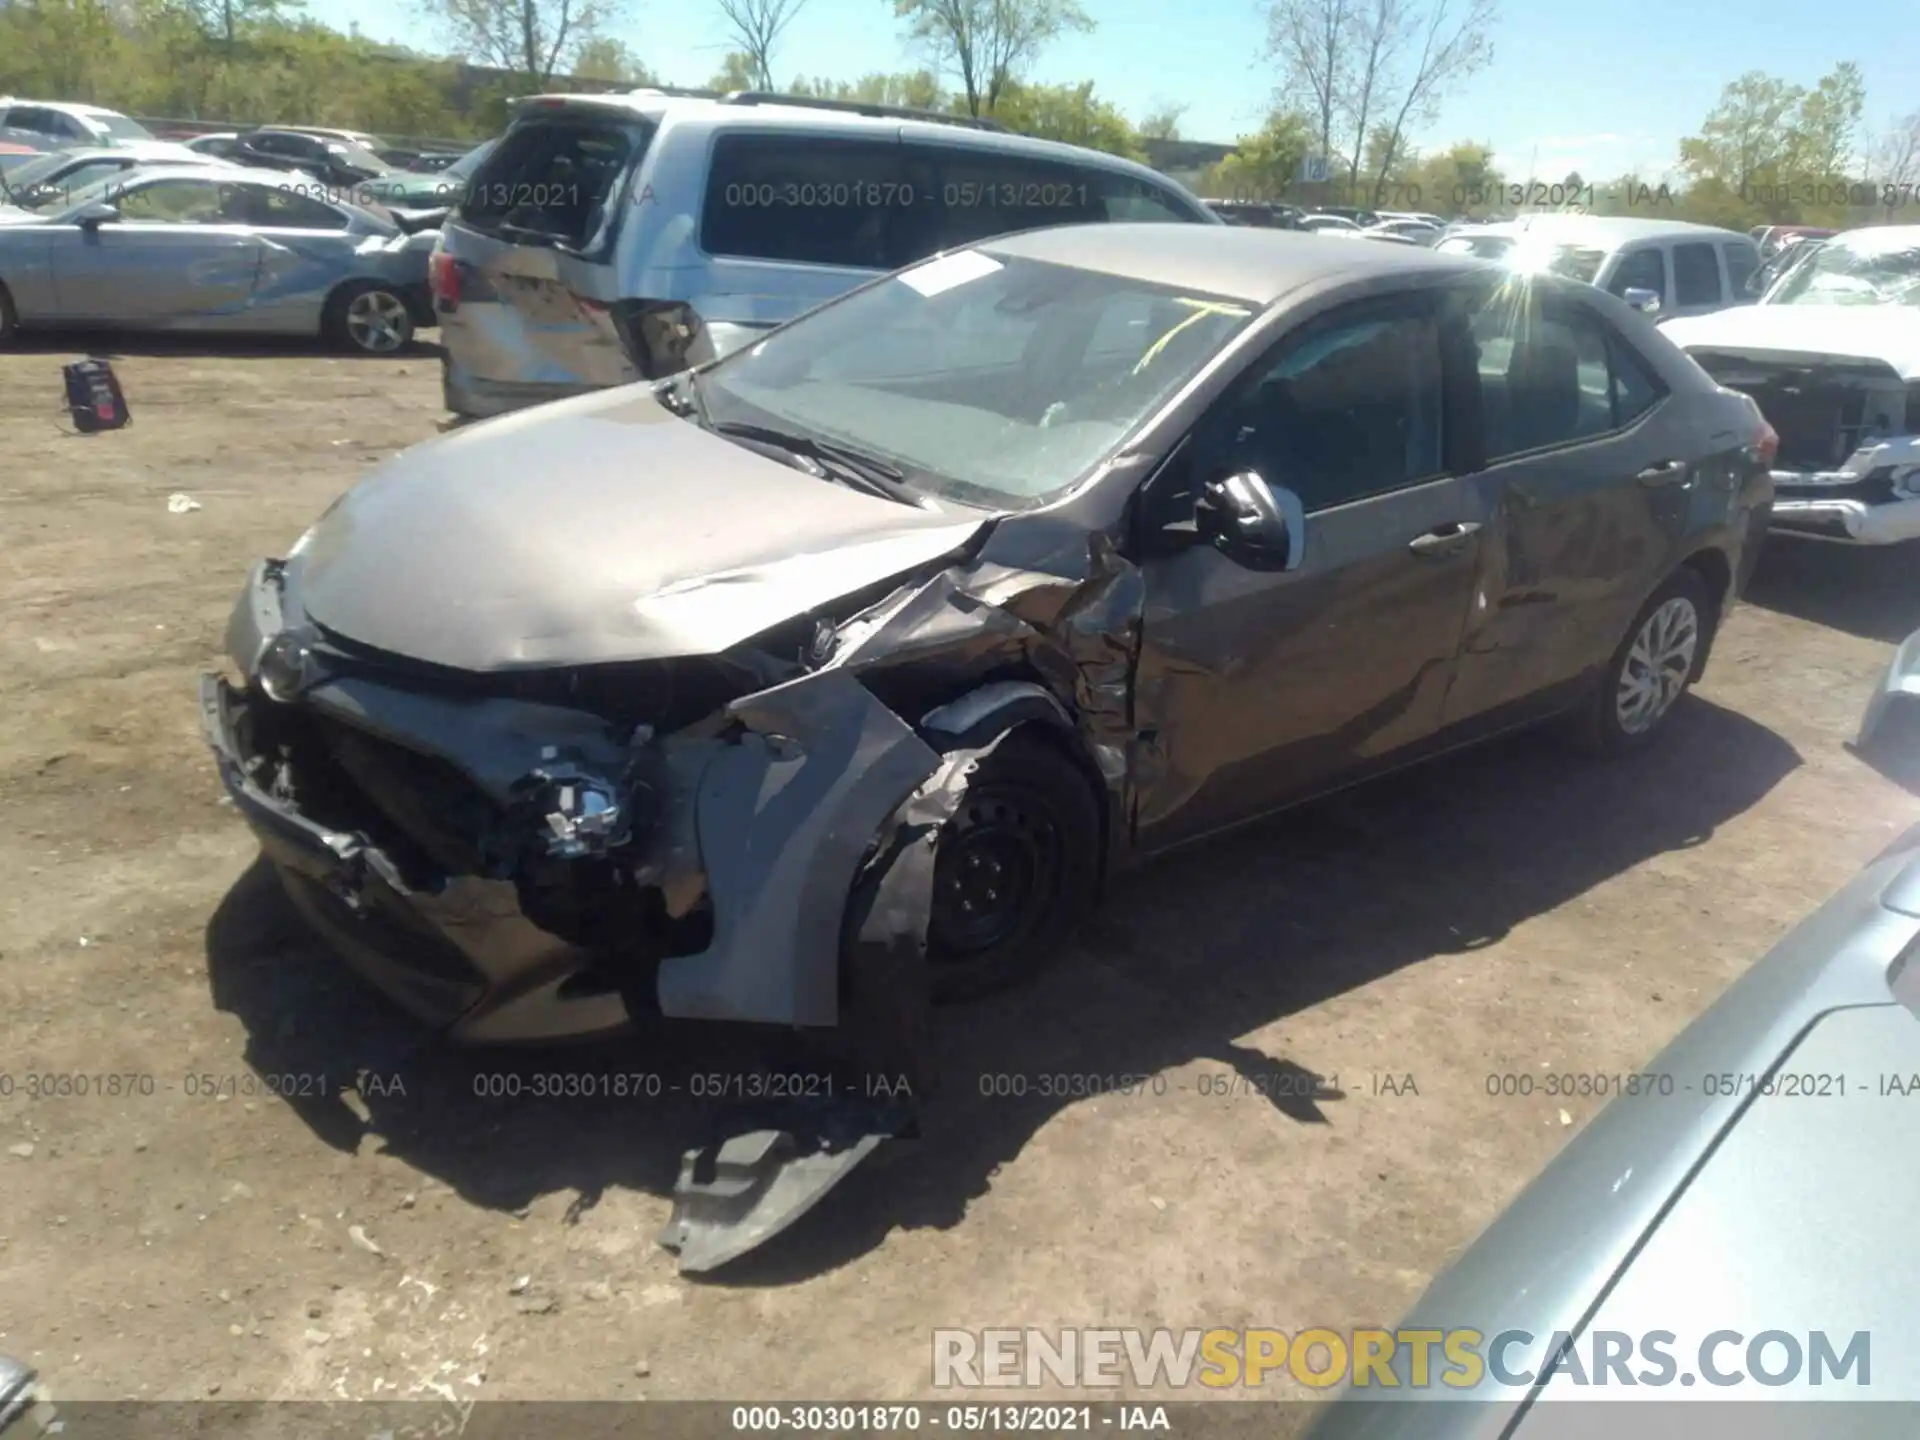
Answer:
(707, 420, 929, 507)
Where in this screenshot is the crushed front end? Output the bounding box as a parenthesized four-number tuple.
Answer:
(1687, 351, 1920, 544)
(203, 517, 1147, 1271)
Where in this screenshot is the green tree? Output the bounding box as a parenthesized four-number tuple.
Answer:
(1137, 102, 1185, 141)
(1678, 71, 1805, 192)
(572, 35, 657, 83)
(705, 49, 757, 90)
(988, 79, 1142, 159)
(1789, 61, 1865, 178)
(1197, 109, 1316, 201)
(787, 69, 944, 106)
(1404, 138, 1500, 213)
(416, 0, 625, 85)
(891, 0, 1092, 117)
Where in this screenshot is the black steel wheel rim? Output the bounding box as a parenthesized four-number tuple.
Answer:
(928, 789, 1062, 959)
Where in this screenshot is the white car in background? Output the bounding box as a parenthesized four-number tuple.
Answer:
(1436, 215, 1759, 320)
(0, 99, 161, 148)
(1661, 224, 1920, 545)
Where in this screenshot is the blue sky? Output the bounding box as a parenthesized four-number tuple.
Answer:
(325, 0, 1909, 182)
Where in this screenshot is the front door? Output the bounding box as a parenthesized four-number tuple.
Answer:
(1131, 292, 1493, 852)
(49, 177, 260, 322)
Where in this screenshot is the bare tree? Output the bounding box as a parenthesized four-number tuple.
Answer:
(1266, 0, 1492, 200)
(893, 0, 1090, 117)
(1875, 110, 1920, 217)
(1363, 0, 1493, 200)
(716, 0, 808, 91)
(1265, 0, 1353, 172)
(420, 0, 623, 85)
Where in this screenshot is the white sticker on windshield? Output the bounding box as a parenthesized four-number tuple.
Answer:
(898, 249, 1004, 297)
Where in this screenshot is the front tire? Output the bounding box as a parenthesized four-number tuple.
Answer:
(925, 732, 1101, 1003)
(324, 281, 414, 355)
(1575, 568, 1714, 755)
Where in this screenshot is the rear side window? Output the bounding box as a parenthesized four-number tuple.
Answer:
(460, 116, 650, 251)
(1672, 242, 1722, 306)
(1721, 241, 1758, 297)
(1607, 247, 1666, 299)
(1468, 291, 1667, 460)
(248, 185, 349, 229)
(701, 134, 909, 269)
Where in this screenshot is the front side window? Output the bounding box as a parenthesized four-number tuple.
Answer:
(1190, 302, 1443, 512)
(114, 179, 230, 223)
(1672, 242, 1722, 306)
(700, 135, 909, 269)
(696, 251, 1256, 509)
(93, 113, 155, 142)
(927, 150, 1106, 249)
(1090, 170, 1203, 223)
(1607, 246, 1667, 299)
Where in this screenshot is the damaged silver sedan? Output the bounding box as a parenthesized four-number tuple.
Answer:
(205, 225, 1773, 1267)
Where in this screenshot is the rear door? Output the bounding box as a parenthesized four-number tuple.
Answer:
(233, 183, 360, 327)
(48, 176, 262, 322)
(1132, 290, 1491, 850)
(1438, 283, 1689, 728)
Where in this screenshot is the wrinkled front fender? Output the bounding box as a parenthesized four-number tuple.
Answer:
(657, 668, 942, 1028)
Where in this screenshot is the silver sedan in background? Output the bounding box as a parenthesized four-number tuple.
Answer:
(0, 164, 437, 353)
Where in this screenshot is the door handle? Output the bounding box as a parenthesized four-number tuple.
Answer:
(1407, 521, 1482, 556)
(1637, 459, 1692, 487)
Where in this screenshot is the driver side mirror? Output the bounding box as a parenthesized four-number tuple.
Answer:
(73, 200, 120, 230)
(1621, 287, 1662, 316)
(1194, 470, 1304, 571)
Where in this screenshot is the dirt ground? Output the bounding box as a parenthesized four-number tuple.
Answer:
(1, 334, 1917, 1413)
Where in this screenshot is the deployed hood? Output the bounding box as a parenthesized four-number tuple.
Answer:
(1662, 304, 1920, 380)
(290, 384, 988, 671)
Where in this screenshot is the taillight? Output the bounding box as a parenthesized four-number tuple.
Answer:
(1754, 419, 1779, 468)
(428, 251, 460, 307)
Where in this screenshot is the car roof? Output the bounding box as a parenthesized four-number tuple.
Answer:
(99, 162, 344, 189)
(977, 223, 1491, 305)
(1496, 214, 1753, 246)
(510, 91, 1193, 193)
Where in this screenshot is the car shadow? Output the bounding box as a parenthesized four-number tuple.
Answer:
(1743, 537, 1920, 645)
(204, 695, 1800, 1283)
(5, 330, 444, 361)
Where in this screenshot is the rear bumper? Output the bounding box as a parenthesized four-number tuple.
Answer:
(439, 356, 601, 419)
(1769, 494, 1920, 544)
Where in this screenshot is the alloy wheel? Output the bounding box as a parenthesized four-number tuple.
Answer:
(344, 290, 410, 353)
(1615, 596, 1699, 735)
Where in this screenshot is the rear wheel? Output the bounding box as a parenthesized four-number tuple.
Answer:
(926, 732, 1101, 1003)
(324, 281, 414, 355)
(1574, 568, 1714, 755)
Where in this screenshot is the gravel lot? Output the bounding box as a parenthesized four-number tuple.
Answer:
(2, 334, 1917, 1412)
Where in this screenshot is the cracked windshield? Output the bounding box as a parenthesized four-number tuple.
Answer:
(3, 0, 1920, 1425)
